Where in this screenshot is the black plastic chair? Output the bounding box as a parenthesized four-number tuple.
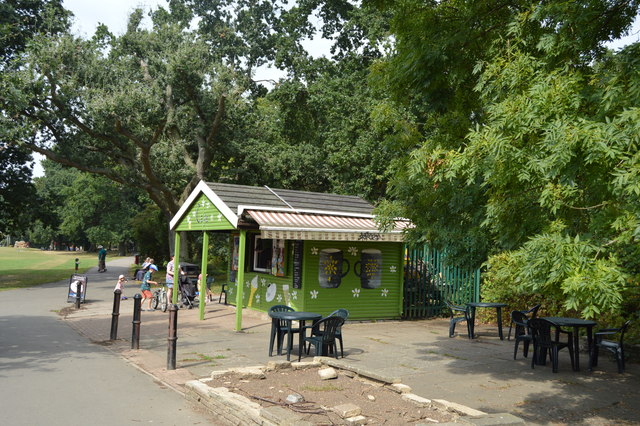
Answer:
(268, 305, 298, 357)
(308, 309, 349, 358)
(507, 304, 540, 340)
(302, 316, 345, 361)
(589, 320, 631, 374)
(529, 318, 575, 373)
(445, 300, 471, 338)
(511, 310, 532, 360)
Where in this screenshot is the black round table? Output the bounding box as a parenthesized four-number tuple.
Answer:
(268, 311, 322, 361)
(543, 316, 597, 371)
(467, 302, 508, 340)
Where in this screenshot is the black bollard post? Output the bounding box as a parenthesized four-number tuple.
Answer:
(75, 282, 82, 309)
(167, 304, 178, 370)
(75, 258, 79, 272)
(132, 294, 142, 349)
(110, 289, 122, 340)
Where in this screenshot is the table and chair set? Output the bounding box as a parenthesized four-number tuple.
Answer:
(446, 300, 631, 374)
(268, 306, 348, 362)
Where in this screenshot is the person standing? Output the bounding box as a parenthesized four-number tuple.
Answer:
(97, 245, 107, 272)
(140, 264, 158, 311)
(166, 256, 175, 305)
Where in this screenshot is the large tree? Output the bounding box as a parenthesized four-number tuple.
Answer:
(0, 0, 70, 236)
(1, 0, 384, 221)
(373, 0, 640, 318)
(1, 8, 239, 219)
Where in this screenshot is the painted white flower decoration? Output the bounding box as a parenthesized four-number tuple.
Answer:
(348, 246, 358, 256)
(217, 213, 222, 221)
(245, 281, 251, 288)
(352, 288, 361, 298)
(389, 266, 397, 273)
(310, 247, 319, 255)
(292, 291, 298, 300)
(381, 288, 389, 297)
(227, 287, 234, 296)
(255, 294, 261, 304)
(310, 290, 319, 299)
(276, 294, 283, 302)
(260, 278, 267, 287)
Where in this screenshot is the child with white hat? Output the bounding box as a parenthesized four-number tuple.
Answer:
(114, 274, 128, 300)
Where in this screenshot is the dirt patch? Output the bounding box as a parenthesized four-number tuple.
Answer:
(208, 366, 457, 424)
(58, 305, 79, 317)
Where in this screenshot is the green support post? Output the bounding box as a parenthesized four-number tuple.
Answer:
(399, 244, 406, 317)
(235, 229, 247, 331)
(199, 231, 209, 320)
(173, 232, 181, 305)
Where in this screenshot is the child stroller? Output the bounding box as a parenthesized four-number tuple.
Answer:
(179, 276, 198, 309)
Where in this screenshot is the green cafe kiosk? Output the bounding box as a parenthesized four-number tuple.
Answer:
(169, 181, 409, 330)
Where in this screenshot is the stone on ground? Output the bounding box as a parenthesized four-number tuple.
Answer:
(318, 367, 338, 380)
(332, 403, 361, 418)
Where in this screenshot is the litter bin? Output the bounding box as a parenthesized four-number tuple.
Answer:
(134, 254, 140, 265)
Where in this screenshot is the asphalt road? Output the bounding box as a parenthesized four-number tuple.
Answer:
(0, 264, 215, 426)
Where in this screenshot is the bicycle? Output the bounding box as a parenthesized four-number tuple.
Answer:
(151, 283, 168, 312)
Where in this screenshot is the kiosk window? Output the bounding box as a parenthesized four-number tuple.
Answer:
(253, 237, 273, 272)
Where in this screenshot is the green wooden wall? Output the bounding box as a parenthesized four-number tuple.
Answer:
(227, 239, 403, 320)
(301, 241, 403, 320)
(175, 194, 234, 231)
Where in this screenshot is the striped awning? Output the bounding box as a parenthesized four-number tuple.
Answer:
(247, 210, 408, 242)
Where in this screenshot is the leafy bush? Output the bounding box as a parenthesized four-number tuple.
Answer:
(481, 247, 640, 344)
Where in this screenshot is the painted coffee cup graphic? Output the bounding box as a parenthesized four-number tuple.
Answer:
(319, 248, 350, 288)
(354, 249, 382, 289)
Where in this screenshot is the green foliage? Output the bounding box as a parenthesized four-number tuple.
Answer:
(31, 162, 142, 250)
(0, 0, 70, 67)
(130, 204, 170, 263)
(497, 228, 625, 319)
(0, 142, 36, 235)
(0, 3, 262, 221)
(240, 54, 394, 201)
(374, 0, 640, 322)
(27, 220, 57, 246)
(0, 0, 69, 236)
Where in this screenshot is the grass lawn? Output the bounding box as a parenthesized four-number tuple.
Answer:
(0, 247, 101, 291)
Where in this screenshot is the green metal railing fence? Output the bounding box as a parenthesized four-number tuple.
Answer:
(403, 245, 480, 319)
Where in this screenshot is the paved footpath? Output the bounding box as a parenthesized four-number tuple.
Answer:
(63, 257, 639, 425)
(0, 255, 217, 425)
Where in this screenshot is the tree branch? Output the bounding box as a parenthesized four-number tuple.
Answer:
(206, 95, 226, 144)
(19, 141, 133, 187)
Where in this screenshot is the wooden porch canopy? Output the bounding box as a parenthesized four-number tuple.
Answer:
(169, 180, 409, 329)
